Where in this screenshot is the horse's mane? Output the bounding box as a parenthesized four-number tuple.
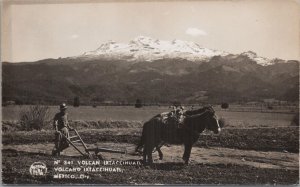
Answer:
(184, 106, 214, 116)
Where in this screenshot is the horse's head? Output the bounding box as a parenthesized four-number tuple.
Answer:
(204, 107, 221, 134)
(184, 106, 221, 134)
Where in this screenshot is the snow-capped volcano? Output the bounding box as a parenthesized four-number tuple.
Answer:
(78, 36, 229, 62)
(240, 51, 273, 66)
(76, 36, 275, 66)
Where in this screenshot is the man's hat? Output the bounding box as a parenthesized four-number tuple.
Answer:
(60, 103, 67, 110)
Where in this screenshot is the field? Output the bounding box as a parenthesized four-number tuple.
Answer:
(2, 105, 299, 185)
(2, 105, 297, 126)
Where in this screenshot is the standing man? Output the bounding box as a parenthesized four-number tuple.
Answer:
(52, 103, 73, 156)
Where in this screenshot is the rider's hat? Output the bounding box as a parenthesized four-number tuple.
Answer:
(60, 103, 67, 110)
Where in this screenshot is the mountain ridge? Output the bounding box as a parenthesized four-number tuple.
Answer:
(2, 36, 299, 105)
(71, 36, 283, 66)
(2, 57, 299, 105)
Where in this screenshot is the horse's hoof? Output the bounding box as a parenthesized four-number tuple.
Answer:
(143, 162, 151, 166)
(142, 160, 147, 165)
(182, 157, 189, 164)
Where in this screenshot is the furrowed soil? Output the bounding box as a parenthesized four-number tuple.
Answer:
(2, 125, 299, 184)
(2, 144, 299, 185)
(3, 127, 299, 153)
(2, 106, 299, 185)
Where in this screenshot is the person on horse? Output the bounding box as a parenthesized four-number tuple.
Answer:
(169, 104, 186, 128)
(52, 103, 73, 156)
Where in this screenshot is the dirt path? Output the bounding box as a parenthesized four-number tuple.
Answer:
(3, 142, 298, 171)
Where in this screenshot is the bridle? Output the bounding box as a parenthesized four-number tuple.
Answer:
(184, 107, 214, 118)
(189, 108, 219, 132)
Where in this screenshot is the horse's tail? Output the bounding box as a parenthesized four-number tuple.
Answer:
(135, 116, 163, 153)
(135, 137, 144, 153)
(135, 123, 146, 153)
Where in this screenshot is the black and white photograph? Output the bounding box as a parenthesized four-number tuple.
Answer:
(1, 0, 299, 185)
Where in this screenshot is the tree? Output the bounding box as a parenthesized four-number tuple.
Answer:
(135, 99, 143, 108)
(73, 97, 80, 107)
(221, 103, 229, 109)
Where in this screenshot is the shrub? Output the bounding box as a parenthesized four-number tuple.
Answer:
(135, 99, 143, 108)
(19, 105, 50, 130)
(221, 103, 229, 109)
(73, 97, 80, 107)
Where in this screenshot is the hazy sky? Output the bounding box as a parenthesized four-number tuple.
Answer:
(1, 0, 300, 62)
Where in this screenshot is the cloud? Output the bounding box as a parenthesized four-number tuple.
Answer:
(185, 28, 207, 36)
(70, 34, 79, 39)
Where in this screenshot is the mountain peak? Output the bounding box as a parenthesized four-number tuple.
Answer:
(240, 51, 275, 66)
(133, 35, 155, 41)
(241, 51, 257, 58)
(130, 36, 158, 46)
(77, 36, 278, 66)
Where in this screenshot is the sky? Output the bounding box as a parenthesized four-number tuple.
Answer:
(1, 0, 300, 62)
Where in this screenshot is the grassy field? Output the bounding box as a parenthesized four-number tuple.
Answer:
(2, 105, 297, 128)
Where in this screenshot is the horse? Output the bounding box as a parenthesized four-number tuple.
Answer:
(135, 106, 221, 165)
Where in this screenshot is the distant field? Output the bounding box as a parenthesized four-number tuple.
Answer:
(2, 105, 297, 128)
(2, 105, 169, 122)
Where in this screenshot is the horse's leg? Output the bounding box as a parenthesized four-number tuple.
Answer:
(147, 145, 154, 164)
(157, 147, 163, 160)
(148, 148, 153, 164)
(135, 142, 143, 153)
(135, 134, 144, 153)
(143, 147, 147, 164)
(182, 143, 192, 165)
(156, 145, 163, 160)
(182, 143, 188, 161)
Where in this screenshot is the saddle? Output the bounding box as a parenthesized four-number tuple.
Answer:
(159, 111, 185, 143)
(161, 110, 185, 126)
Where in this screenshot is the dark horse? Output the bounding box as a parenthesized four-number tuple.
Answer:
(135, 106, 221, 164)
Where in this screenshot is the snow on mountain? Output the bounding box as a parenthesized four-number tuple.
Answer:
(241, 51, 273, 66)
(77, 36, 228, 62)
(76, 36, 275, 66)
